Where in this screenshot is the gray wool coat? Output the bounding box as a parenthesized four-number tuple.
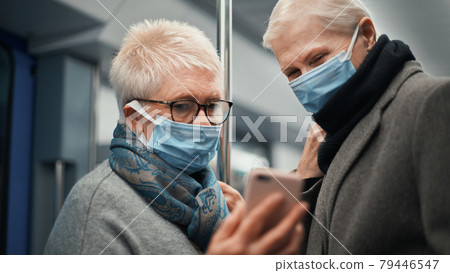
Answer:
(44, 160, 201, 254)
(302, 61, 450, 254)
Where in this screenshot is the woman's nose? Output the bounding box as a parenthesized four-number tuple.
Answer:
(193, 108, 211, 125)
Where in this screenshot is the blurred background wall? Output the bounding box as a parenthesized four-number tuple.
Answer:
(0, 0, 449, 254)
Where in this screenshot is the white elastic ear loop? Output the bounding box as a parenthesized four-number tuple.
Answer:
(126, 100, 160, 124)
(344, 25, 360, 61)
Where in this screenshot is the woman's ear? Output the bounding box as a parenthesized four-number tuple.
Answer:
(123, 103, 154, 137)
(359, 17, 377, 51)
(123, 104, 140, 133)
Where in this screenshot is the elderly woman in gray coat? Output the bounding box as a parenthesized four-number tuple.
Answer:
(45, 19, 307, 255)
(209, 0, 450, 254)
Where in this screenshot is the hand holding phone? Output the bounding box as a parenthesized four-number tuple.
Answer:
(244, 168, 304, 231)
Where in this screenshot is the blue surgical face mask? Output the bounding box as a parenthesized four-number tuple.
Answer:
(289, 26, 360, 113)
(126, 100, 222, 174)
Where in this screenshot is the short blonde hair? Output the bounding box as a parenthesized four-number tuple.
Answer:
(263, 0, 372, 49)
(110, 19, 222, 121)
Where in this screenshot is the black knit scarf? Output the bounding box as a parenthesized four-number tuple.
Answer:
(313, 35, 415, 173)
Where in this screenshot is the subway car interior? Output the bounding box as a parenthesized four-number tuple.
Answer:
(1, 0, 450, 254)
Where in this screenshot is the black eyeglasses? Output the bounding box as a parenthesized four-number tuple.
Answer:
(137, 99, 233, 125)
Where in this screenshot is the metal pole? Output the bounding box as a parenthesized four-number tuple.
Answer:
(54, 160, 65, 220)
(216, 0, 232, 184)
(89, 67, 99, 171)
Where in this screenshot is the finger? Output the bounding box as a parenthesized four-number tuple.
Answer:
(277, 223, 305, 255)
(237, 192, 285, 239)
(253, 220, 300, 255)
(316, 123, 325, 134)
(253, 202, 309, 253)
(312, 124, 326, 142)
(307, 123, 316, 138)
(218, 181, 229, 192)
(212, 201, 245, 241)
(227, 201, 235, 213)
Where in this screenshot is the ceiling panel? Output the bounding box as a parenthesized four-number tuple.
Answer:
(187, 0, 277, 44)
(0, 0, 103, 40)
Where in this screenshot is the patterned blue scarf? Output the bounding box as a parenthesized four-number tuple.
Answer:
(109, 123, 229, 251)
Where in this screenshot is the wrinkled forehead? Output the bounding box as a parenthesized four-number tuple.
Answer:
(272, 16, 349, 69)
(157, 68, 223, 101)
(271, 16, 324, 61)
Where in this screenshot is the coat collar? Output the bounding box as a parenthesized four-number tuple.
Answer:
(321, 60, 423, 224)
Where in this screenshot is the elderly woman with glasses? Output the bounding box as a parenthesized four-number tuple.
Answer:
(43, 19, 233, 254)
(44, 19, 306, 255)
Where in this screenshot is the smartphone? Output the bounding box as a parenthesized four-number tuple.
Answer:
(244, 168, 304, 230)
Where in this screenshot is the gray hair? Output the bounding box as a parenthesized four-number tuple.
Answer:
(263, 0, 372, 49)
(110, 19, 222, 122)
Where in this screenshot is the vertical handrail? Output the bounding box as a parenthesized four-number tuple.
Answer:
(216, 0, 233, 184)
(54, 160, 65, 219)
(89, 67, 100, 171)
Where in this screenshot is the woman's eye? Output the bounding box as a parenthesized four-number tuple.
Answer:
(173, 103, 191, 112)
(207, 104, 217, 111)
(288, 69, 300, 78)
(312, 54, 325, 65)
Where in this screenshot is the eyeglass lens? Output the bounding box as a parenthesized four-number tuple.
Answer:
(171, 101, 230, 124)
